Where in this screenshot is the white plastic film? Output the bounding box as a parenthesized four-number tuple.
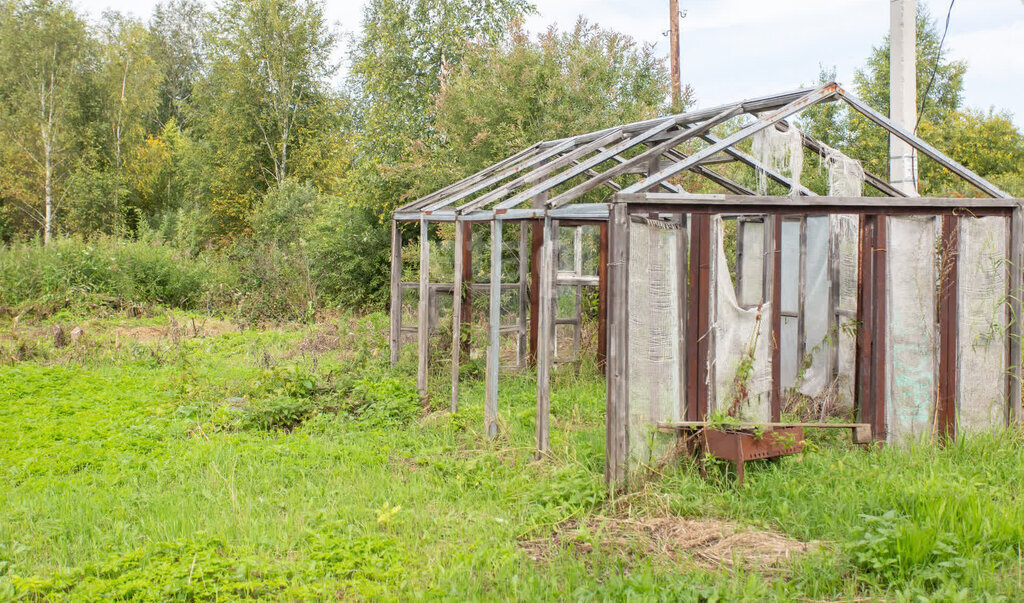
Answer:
(709, 217, 773, 422)
(799, 216, 832, 396)
(957, 216, 1008, 432)
(834, 214, 860, 406)
(752, 124, 804, 196)
(628, 218, 685, 463)
(885, 216, 940, 443)
(737, 219, 765, 307)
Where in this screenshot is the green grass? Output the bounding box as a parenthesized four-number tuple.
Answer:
(2, 311, 1024, 600)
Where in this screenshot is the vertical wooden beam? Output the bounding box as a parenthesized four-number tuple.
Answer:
(797, 217, 808, 367)
(536, 215, 555, 456)
(828, 216, 841, 382)
(1008, 204, 1024, 425)
(938, 215, 960, 441)
(606, 201, 631, 485)
(597, 221, 610, 372)
(676, 213, 689, 419)
(459, 221, 473, 355)
(485, 218, 503, 438)
(686, 213, 711, 421)
(417, 219, 430, 399)
(450, 219, 465, 412)
(855, 215, 888, 441)
(572, 226, 584, 361)
(517, 222, 530, 368)
(770, 216, 783, 422)
(529, 219, 544, 364)
(389, 220, 402, 366)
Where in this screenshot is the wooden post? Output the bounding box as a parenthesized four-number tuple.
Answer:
(572, 226, 584, 360)
(529, 219, 543, 364)
(676, 213, 689, 419)
(606, 201, 631, 485)
(769, 215, 782, 422)
(597, 222, 609, 372)
(517, 222, 530, 368)
(1009, 204, 1024, 425)
(485, 218, 503, 437)
(450, 219, 465, 412)
(417, 219, 430, 399)
(938, 215, 960, 440)
(459, 222, 473, 355)
(389, 220, 402, 366)
(536, 215, 555, 456)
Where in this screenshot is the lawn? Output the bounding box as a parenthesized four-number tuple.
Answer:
(2, 310, 1023, 600)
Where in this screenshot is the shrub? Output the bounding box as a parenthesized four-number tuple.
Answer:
(310, 201, 391, 311)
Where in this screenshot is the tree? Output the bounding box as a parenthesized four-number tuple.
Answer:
(0, 0, 92, 243)
(149, 0, 208, 129)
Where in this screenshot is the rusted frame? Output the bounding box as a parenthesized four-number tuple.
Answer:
(686, 213, 712, 421)
(938, 215, 960, 440)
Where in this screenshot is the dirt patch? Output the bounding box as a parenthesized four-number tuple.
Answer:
(114, 318, 236, 342)
(520, 516, 817, 570)
(289, 324, 341, 357)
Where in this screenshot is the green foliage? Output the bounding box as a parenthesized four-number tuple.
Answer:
(0, 236, 214, 309)
(309, 202, 392, 310)
(345, 377, 420, 427)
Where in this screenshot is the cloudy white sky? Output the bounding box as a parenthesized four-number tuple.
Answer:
(73, 0, 1024, 127)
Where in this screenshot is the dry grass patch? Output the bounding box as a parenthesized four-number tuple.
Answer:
(520, 515, 817, 571)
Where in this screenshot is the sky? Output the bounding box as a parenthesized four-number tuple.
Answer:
(72, 0, 1024, 127)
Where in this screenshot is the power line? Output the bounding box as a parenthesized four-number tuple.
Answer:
(916, 0, 955, 133)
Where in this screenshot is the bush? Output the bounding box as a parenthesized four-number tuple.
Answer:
(0, 236, 222, 310)
(310, 201, 391, 311)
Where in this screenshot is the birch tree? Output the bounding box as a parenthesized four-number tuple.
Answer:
(0, 0, 90, 243)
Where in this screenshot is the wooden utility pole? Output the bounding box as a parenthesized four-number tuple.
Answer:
(669, 0, 682, 110)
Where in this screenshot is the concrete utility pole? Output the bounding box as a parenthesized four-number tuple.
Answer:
(669, 0, 682, 110)
(890, 0, 918, 195)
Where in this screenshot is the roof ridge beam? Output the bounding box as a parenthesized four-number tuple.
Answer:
(621, 84, 838, 195)
(837, 86, 1010, 198)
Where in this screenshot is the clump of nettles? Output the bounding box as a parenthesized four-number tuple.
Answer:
(195, 365, 419, 433)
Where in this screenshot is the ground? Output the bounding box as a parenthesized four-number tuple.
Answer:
(1, 309, 1023, 601)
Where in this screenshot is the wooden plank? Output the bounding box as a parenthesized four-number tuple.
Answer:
(676, 213, 689, 420)
(459, 222, 473, 355)
(572, 226, 583, 360)
(417, 219, 430, 399)
(770, 216, 782, 422)
(536, 216, 556, 455)
(606, 202, 631, 485)
(621, 84, 838, 195)
(615, 193, 1021, 211)
(423, 141, 573, 212)
(838, 88, 1010, 199)
(450, 221, 465, 412)
(530, 219, 543, 364)
(485, 219, 503, 437)
(546, 111, 738, 208)
(597, 221, 609, 371)
(828, 216, 841, 384)
(797, 218, 808, 377)
(517, 222, 530, 369)
(496, 117, 688, 210)
(399, 144, 541, 212)
(389, 220, 402, 366)
(460, 130, 625, 212)
(1009, 204, 1024, 424)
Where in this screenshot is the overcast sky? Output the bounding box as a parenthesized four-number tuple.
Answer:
(72, 0, 1024, 127)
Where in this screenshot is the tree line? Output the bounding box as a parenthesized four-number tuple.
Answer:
(0, 0, 1021, 309)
